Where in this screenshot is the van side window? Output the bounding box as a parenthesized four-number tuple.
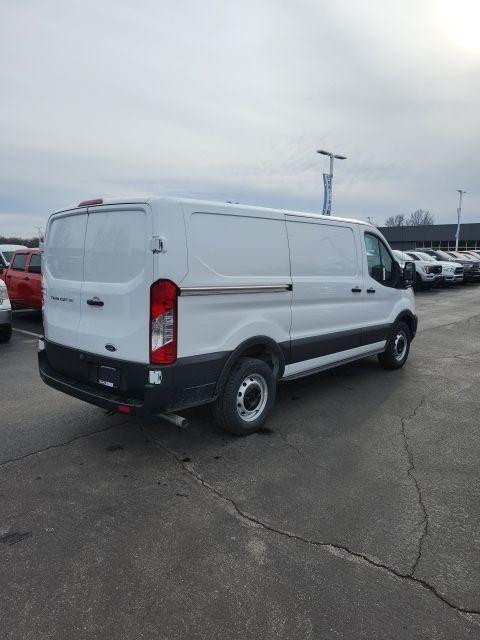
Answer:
(11, 253, 28, 270)
(364, 233, 394, 287)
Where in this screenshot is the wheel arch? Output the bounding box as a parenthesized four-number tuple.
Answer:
(214, 336, 286, 396)
(394, 310, 417, 339)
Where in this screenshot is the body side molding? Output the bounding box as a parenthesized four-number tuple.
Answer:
(180, 284, 292, 296)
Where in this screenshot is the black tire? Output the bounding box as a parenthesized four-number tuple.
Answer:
(212, 357, 276, 436)
(378, 321, 411, 370)
(0, 324, 12, 343)
(413, 274, 422, 291)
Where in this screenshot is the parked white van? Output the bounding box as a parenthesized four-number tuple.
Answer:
(39, 197, 417, 435)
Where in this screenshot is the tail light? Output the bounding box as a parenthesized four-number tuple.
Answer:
(150, 280, 178, 364)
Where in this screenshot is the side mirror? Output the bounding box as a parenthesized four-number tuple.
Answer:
(402, 261, 415, 288)
(392, 260, 402, 287)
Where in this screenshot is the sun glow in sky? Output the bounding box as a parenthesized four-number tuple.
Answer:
(438, 0, 480, 55)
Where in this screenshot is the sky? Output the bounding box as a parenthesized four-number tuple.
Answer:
(1, 0, 479, 236)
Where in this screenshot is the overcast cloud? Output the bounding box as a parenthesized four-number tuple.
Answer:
(1, 0, 479, 235)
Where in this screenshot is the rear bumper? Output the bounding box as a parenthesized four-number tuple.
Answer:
(464, 272, 480, 281)
(38, 339, 229, 416)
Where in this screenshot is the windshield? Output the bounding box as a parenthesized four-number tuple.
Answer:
(415, 252, 435, 261)
(2, 251, 14, 264)
(451, 251, 472, 260)
(433, 250, 453, 261)
(405, 252, 420, 261)
(393, 250, 409, 261)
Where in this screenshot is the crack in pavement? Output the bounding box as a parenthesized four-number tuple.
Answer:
(0, 420, 130, 467)
(141, 423, 480, 620)
(274, 428, 319, 468)
(399, 395, 429, 576)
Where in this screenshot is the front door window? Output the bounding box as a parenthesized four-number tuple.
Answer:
(364, 233, 395, 287)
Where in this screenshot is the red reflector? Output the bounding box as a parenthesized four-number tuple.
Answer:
(118, 405, 131, 414)
(78, 198, 103, 207)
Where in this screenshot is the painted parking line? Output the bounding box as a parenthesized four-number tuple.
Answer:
(13, 328, 43, 338)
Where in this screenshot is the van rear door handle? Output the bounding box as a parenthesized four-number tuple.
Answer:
(351, 287, 362, 293)
(366, 288, 376, 294)
(87, 297, 104, 307)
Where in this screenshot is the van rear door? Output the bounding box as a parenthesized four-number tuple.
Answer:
(44, 209, 88, 348)
(78, 204, 153, 363)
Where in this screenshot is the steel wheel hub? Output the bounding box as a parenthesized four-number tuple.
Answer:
(394, 330, 407, 361)
(236, 374, 268, 423)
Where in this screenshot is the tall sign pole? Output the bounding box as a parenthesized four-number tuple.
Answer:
(322, 173, 332, 215)
(455, 189, 466, 251)
(317, 149, 346, 215)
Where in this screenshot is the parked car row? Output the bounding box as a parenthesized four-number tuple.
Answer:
(393, 248, 480, 291)
(3, 195, 479, 433)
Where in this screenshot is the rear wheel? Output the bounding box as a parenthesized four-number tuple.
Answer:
(213, 357, 275, 436)
(0, 324, 12, 343)
(378, 321, 411, 370)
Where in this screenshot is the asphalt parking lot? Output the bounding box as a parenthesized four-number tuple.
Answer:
(2, 287, 480, 639)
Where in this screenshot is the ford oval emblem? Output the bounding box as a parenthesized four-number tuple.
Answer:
(105, 344, 117, 352)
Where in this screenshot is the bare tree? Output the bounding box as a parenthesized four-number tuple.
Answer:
(406, 209, 434, 226)
(384, 214, 406, 227)
(0, 235, 39, 247)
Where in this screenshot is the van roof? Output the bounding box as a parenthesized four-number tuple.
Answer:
(54, 196, 374, 228)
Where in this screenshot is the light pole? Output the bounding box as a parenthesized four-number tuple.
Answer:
(35, 226, 43, 247)
(317, 149, 347, 215)
(455, 189, 466, 251)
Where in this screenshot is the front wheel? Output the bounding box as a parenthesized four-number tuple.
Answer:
(378, 322, 411, 370)
(212, 357, 276, 436)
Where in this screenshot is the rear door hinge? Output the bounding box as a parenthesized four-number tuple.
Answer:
(149, 237, 165, 253)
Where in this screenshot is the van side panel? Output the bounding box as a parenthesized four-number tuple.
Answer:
(285, 216, 367, 376)
(178, 204, 292, 359)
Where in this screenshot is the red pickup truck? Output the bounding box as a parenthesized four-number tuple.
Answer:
(5, 248, 42, 311)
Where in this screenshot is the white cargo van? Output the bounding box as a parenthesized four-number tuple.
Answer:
(39, 197, 417, 435)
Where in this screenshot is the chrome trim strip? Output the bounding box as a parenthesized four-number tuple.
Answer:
(180, 284, 292, 296)
(281, 347, 385, 382)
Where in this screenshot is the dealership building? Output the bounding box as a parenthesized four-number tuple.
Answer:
(378, 223, 480, 251)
